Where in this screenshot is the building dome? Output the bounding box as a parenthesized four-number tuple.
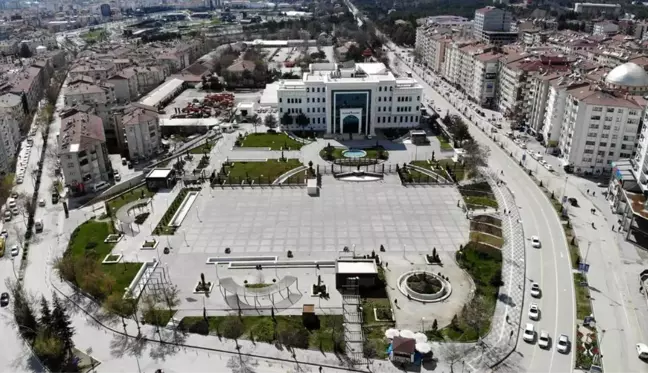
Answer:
(605, 62, 648, 88)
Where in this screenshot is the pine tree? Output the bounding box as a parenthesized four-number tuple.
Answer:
(12, 282, 38, 341)
(39, 296, 53, 334)
(51, 293, 75, 354)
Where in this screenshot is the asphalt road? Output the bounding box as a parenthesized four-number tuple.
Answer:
(489, 116, 648, 373)
(384, 45, 576, 372)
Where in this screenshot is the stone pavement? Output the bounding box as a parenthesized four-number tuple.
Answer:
(471, 170, 526, 369)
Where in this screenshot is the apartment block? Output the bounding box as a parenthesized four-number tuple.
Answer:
(122, 106, 161, 160)
(472, 51, 501, 108)
(0, 116, 20, 175)
(559, 84, 643, 174)
(107, 68, 140, 103)
(64, 80, 116, 106)
(58, 111, 112, 190)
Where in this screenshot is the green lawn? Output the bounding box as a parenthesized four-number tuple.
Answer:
(179, 315, 344, 352)
(143, 308, 176, 326)
(106, 186, 155, 217)
(470, 231, 504, 248)
(81, 29, 106, 41)
(428, 242, 501, 342)
(464, 195, 499, 208)
(361, 297, 394, 359)
(65, 220, 140, 298)
(436, 136, 453, 151)
(222, 159, 302, 184)
(436, 159, 466, 181)
(574, 273, 593, 320)
(189, 140, 214, 154)
(241, 133, 303, 150)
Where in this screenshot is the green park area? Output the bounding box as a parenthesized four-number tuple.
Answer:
(56, 220, 140, 300)
(436, 136, 453, 151)
(81, 29, 107, 42)
(459, 181, 498, 209)
(239, 133, 303, 150)
(105, 185, 155, 217)
(179, 315, 344, 352)
(218, 159, 302, 184)
(427, 242, 502, 342)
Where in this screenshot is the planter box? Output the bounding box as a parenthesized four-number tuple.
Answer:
(102, 254, 122, 264)
(104, 234, 123, 243)
(141, 240, 159, 250)
(373, 307, 393, 322)
(193, 281, 214, 295)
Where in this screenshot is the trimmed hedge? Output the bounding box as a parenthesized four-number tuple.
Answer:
(152, 187, 201, 235)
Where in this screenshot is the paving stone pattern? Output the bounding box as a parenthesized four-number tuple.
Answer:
(476, 170, 526, 368)
(179, 177, 469, 256)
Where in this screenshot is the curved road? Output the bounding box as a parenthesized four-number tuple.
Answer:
(385, 45, 576, 372)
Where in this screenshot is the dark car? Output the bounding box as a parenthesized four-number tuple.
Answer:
(1, 292, 9, 307)
(568, 197, 579, 207)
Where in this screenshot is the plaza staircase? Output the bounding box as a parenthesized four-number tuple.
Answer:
(342, 281, 365, 365)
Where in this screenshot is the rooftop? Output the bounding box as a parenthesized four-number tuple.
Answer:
(59, 112, 105, 154)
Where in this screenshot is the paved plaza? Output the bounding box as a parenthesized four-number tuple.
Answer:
(176, 175, 468, 257)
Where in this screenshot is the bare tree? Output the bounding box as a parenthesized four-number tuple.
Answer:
(442, 343, 468, 373)
(13, 225, 25, 246)
(226, 355, 257, 373)
(153, 281, 180, 318)
(462, 141, 490, 178)
(463, 296, 491, 342)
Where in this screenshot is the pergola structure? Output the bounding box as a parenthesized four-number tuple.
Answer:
(218, 276, 299, 309)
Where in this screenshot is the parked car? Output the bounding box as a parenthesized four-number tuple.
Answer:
(3, 210, 11, 222)
(538, 330, 550, 349)
(523, 323, 535, 342)
(528, 303, 540, 320)
(530, 283, 541, 298)
(10, 244, 19, 257)
(568, 197, 579, 207)
(0, 292, 8, 307)
(38, 199, 45, 207)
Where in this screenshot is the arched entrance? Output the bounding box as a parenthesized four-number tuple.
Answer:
(342, 115, 360, 134)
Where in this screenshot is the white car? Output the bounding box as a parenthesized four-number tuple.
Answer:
(546, 164, 554, 171)
(556, 334, 570, 353)
(3, 211, 10, 222)
(531, 236, 541, 248)
(10, 207, 18, 216)
(38, 199, 45, 207)
(16, 177, 23, 184)
(538, 330, 550, 349)
(528, 303, 540, 320)
(530, 283, 541, 298)
(10, 245, 19, 257)
(523, 323, 535, 342)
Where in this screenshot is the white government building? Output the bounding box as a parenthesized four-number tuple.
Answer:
(276, 63, 423, 136)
